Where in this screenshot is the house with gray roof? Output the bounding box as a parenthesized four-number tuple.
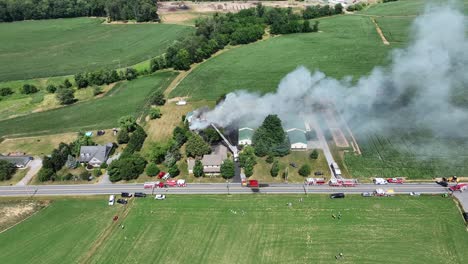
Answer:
(187, 144, 228, 175)
(0, 155, 32, 168)
(78, 143, 113, 167)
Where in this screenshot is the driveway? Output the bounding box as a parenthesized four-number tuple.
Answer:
(453, 191, 468, 213)
(98, 153, 120, 184)
(16, 158, 42, 186)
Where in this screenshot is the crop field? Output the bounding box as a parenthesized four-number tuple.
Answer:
(344, 131, 468, 179)
(0, 72, 178, 138)
(171, 15, 392, 100)
(360, 0, 468, 16)
(0, 18, 193, 82)
(0, 195, 467, 263)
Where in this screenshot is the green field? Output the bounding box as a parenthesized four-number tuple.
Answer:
(0, 18, 193, 82)
(0, 72, 178, 138)
(360, 0, 468, 16)
(1, 195, 467, 263)
(170, 15, 392, 100)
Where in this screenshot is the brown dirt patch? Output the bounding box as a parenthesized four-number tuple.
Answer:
(0, 200, 49, 232)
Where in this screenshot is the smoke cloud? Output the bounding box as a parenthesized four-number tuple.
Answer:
(190, 5, 468, 139)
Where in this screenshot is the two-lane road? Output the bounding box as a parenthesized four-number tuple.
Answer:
(0, 183, 450, 197)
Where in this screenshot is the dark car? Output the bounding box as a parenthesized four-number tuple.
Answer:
(290, 162, 297, 168)
(134, 192, 147, 198)
(314, 171, 324, 176)
(121, 192, 132, 198)
(436, 180, 448, 187)
(116, 199, 128, 204)
(330, 193, 345, 199)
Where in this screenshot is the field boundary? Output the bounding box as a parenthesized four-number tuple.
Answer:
(371, 17, 390, 45)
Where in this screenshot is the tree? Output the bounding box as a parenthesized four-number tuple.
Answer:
(312, 21, 319, 32)
(266, 155, 274, 164)
(125, 68, 138, 80)
(74, 73, 89, 88)
(63, 79, 72, 88)
(185, 133, 211, 158)
(118, 115, 137, 132)
(298, 164, 311, 177)
(0, 160, 16, 181)
(220, 159, 235, 179)
(310, 149, 319, 159)
(122, 125, 147, 156)
(174, 49, 191, 71)
(302, 20, 313, 33)
(70, 134, 95, 157)
(46, 84, 57, 93)
(21, 84, 38, 94)
(0, 87, 13, 96)
(239, 145, 257, 176)
(193, 160, 204, 177)
(269, 160, 279, 177)
(56, 87, 75, 105)
(334, 3, 343, 14)
(252, 115, 289, 157)
(173, 126, 188, 147)
(200, 127, 221, 144)
(150, 90, 166, 105)
(168, 164, 180, 177)
(146, 163, 160, 176)
(38, 167, 55, 182)
(80, 170, 91, 181)
(149, 108, 161, 119)
(149, 142, 170, 164)
(244, 163, 254, 177)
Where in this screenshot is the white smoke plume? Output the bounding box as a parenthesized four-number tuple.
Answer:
(190, 5, 468, 138)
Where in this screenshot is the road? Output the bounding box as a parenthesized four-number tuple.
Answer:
(0, 182, 451, 197)
(15, 159, 42, 186)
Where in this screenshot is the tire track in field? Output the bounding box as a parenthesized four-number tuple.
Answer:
(370, 17, 390, 45)
(79, 199, 135, 264)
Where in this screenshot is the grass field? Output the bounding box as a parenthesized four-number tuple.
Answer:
(360, 0, 468, 16)
(0, 195, 467, 263)
(0, 18, 193, 82)
(344, 130, 468, 179)
(0, 72, 178, 138)
(170, 15, 392, 100)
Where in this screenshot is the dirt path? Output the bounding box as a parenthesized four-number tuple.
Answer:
(80, 199, 135, 263)
(370, 17, 390, 45)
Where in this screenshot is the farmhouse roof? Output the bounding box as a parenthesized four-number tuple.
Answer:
(238, 127, 254, 141)
(0, 155, 32, 167)
(287, 130, 307, 144)
(78, 143, 113, 163)
(201, 144, 228, 167)
(284, 119, 307, 132)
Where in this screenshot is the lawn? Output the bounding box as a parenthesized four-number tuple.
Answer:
(170, 15, 392, 100)
(1, 195, 467, 263)
(0, 72, 178, 138)
(0, 17, 193, 82)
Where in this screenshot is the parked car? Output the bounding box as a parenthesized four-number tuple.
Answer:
(373, 178, 388, 185)
(314, 171, 324, 176)
(162, 173, 171, 180)
(121, 192, 132, 198)
(134, 192, 147, 198)
(155, 194, 166, 200)
(289, 162, 297, 168)
(361, 192, 373, 197)
(117, 199, 128, 204)
(330, 193, 345, 199)
(108, 195, 115, 205)
(387, 177, 404, 184)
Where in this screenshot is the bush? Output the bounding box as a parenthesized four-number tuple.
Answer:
(266, 155, 274, 164)
(56, 87, 76, 105)
(100, 163, 108, 169)
(38, 167, 55, 182)
(149, 90, 166, 106)
(149, 108, 162, 119)
(118, 115, 137, 132)
(63, 173, 74, 181)
(21, 84, 38, 94)
(93, 168, 102, 177)
(93, 86, 103, 96)
(0, 87, 13, 96)
(310, 149, 319, 160)
(168, 165, 180, 177)
(125, 68, 138, 80)
(46, 84, 57, 93)
(193, 160, 204, 177)
(80, 171, 91, 181)
(146, 163, 160, 176)
(117, 129, 130, 144)
(298, 164, 311, 177)
(63, 79, 73, 88)
(270, 160, 279, 177)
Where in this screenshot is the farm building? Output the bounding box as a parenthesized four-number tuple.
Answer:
(238, 127, 254, 145)
(187, 144, 228, 175)
(287, 130, 308, 150)
(78, 143, 113, 167)
(0, 155, 33, 168)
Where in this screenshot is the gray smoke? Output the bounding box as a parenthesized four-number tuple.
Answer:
(190, 5, 468, 139)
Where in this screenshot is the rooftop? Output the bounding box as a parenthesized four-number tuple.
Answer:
(79, 143, 113, 163)
(287, 130, 307, 144)
(239, 127, 254, 141)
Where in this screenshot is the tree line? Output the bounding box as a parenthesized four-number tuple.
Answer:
(0, 0, 158, 22)
(302, 4, 343, 20)
(151, 4, 321, 72)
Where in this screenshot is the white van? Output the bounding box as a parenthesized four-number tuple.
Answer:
(373, 178, 388, 185)
(108, 195, 115, 205)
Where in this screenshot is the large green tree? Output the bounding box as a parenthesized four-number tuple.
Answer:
(56, 87, 75, 105)
(193, 160, 204, 177)
(185, 133, 211, 158)
(220, 159, 235, 179)
(252, 115, 290, 157)
(118, 115, 137, 132)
